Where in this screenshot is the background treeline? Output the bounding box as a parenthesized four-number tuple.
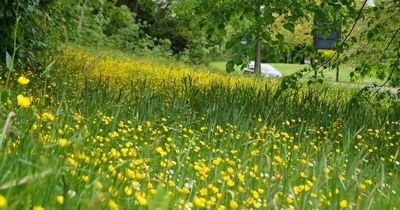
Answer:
(0, 0, 313, 67)
(0, 0, 225, 68)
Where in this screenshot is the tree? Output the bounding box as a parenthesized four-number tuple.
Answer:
(195, 0, 373, 80)
(344, 0, 400, 88)
(77, 0, 89, 31)
(197, 0, 314, 74)
(117, 0, 194, 54)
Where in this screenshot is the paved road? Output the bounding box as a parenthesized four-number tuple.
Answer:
(331, 82, 398, 95)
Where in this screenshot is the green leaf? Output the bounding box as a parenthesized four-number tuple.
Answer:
(5, 52, 12, 70)
(226, 60, 235, 73)
(234, 57, 243, 66)
(42, 61, 56, 76)
(283, 23, 295, 33)
(206, 28, 214, 36)
(218, 23, 225, 30)
(148, 186, 171, 210)
(225, 39, 236, 49)
(276, 33, 284, 43)
(240, 63, 247, 70)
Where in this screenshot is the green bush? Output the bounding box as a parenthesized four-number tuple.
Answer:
(62, 2, 172, 56)
(104, 5, 140, 51)
(178, 37, 222, 65)
(0, 0, 58, 67)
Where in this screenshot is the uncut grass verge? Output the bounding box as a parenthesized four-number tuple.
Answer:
(0, 47, 399, 210)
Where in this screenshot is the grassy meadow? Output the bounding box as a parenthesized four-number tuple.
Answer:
(0, 47, 399, 210)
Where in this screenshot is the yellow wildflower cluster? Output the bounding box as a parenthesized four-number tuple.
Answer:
(16, 75, 32, 108)
(57, 48, 277, 93)
(0, 47, 398, 209)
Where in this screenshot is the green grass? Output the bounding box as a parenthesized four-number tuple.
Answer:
(0, 48, 398, 210)
(209, 61, 383, 84)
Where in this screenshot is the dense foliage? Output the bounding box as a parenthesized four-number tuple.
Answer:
(1, 0, 228, 68)
(0, 0, 57, 67)
(343, 0, 400, 87)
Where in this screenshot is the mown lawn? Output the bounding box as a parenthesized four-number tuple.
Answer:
(209, 61, 383, 84)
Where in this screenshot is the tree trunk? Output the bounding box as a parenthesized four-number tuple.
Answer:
(133, 0, 139, 16)
(77, 0, 88, 31)
(336, 53, 340, 82)
(254, 34, 262, 75)
(314, 51, 318, 78)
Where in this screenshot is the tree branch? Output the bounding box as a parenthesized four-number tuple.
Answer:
(372, 44, 400, 95)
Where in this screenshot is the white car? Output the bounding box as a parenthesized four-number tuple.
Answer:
(244, 61, 282, 79)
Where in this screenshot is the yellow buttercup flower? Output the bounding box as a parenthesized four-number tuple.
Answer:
(17, 94, 32, 108)
(42, 112, 55, 121)
(56, 195, 64, 205)
(33, 206, 45, 210)
(108, 199, 119, 210)
(229, 200, 239, 209)
(339, 199, 347, 208)
(135, 192, 147, 206)
(0, 194, 6, 208)
(286, 197, 294, 204)
(17, 76, 30, 85)
(57, 138, 69, 147)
